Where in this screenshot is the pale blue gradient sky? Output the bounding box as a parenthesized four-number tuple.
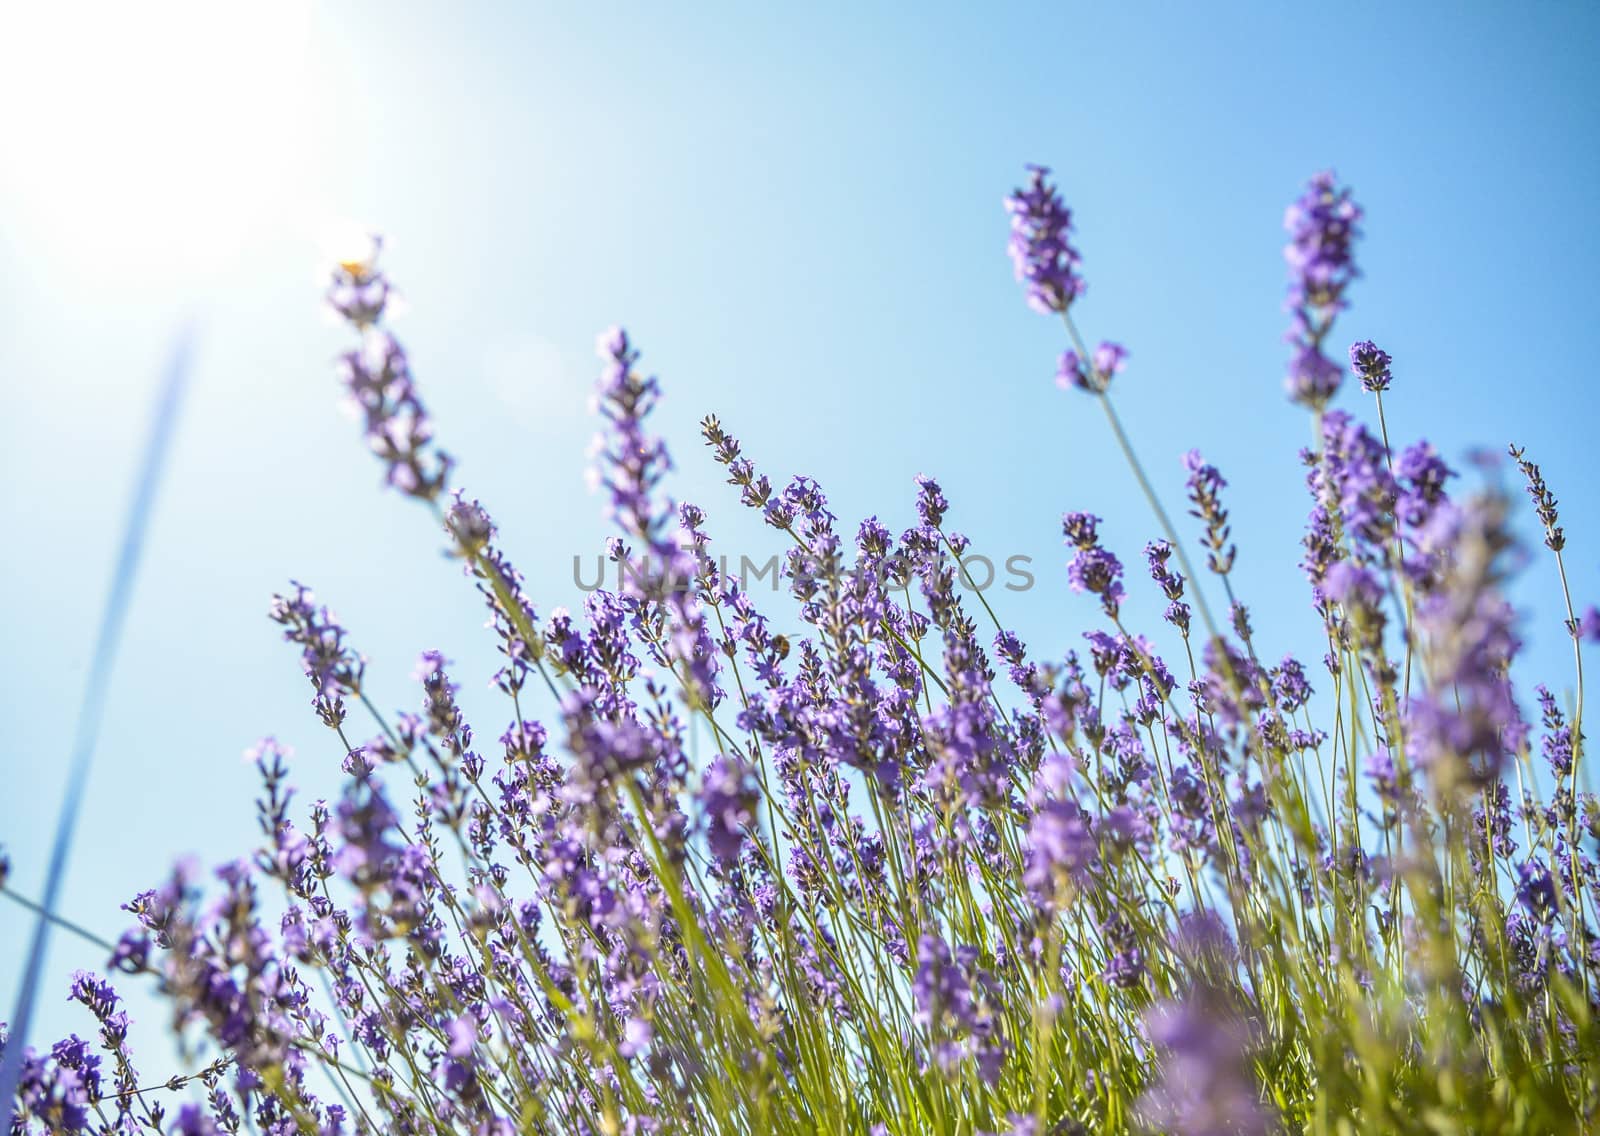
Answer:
(3, 1, 1598, 1059)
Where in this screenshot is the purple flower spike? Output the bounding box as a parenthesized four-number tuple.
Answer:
(1062, 508, 1124, 615)
(325, 245, 455, 502)
(1056, 340, 1126, 393)
(1006, 164, 1085, 315)
(699, 754, 759, 867)
(325, 237, 390, 327)
(1283, 171, 1362, 410)
(1024, 799, 1097, 908)
(1061, 512, 1101, 551)
(1068, 546, 1125, 617)
(1348, 339, 1393, 393)
(1284, 171, 1361, 311)
(1286, 345, 1343, 409)
(1139, 992, 1273, 1136)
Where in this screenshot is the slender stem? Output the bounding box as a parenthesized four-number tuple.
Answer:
(1553, 548, 1588, 787)
(0, 885, 120, 955)
(1551, 546, 1594, 1011)
(1372, 391, 1418, 700)
(1060, 310, 1222, 642)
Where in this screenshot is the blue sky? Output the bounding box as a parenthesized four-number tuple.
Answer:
(3, 0, 1598, 1064)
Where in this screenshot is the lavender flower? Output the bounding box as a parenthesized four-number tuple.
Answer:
(172, 1104, 224, 1136)
(1006, 164, 1085, 314)
(336, 327, 453, 501)
(1061, 511, 1101, 551)
(912, 936, 1004, 1083)
(1396, 440, 1453, 529)
(444, 491, 496, 554)
(1061, 510, 1125, 616)
(1537, 685, 1575, 779)
(1183, 450, 1236, 576)
(1509, 443, 1565, 552)
(1287, 346, 1342, 409)
(1283, 171, 1362, 409)
(594, 327, 720, 707)
(1067, 546, 1125, 616)
(1348, 339, 1393, 393)
(1324, 560, 1386, 650)
(1100, 914, 1145, 990)
(268, 582, 365, 729)
(1056, 341, 1126, 393)
(1023, 799, 1097, 906)
(325, 238, 391, 327)
(698, 754, 759, 867)
(1138, 990, 1272, 1136)
(1407, 492, 1527, 790)
(915, 474, 949, 529)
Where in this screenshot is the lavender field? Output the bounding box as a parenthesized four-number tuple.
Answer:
(3, 6, 1599, 1135)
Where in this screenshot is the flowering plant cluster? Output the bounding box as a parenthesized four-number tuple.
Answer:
(6, 166, 1600, 1136)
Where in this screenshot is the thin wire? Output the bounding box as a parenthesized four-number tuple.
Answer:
(0, 323, 195, 1130)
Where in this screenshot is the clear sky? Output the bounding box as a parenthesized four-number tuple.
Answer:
(3, 0, 1598, 1064)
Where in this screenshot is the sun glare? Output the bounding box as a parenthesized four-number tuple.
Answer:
(0, 1, 318, 282)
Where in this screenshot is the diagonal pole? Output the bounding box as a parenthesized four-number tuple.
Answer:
(0, 323, 195, 1129)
